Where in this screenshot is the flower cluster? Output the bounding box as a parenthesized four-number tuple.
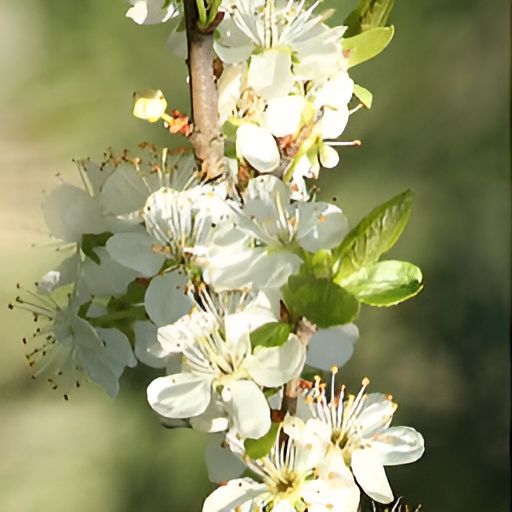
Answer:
(204, 373, 424, 511)
(12, 0, 425, 510)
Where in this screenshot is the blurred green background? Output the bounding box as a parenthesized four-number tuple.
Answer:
(0, 0, 509, 510)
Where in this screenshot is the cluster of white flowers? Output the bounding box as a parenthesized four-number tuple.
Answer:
(12, 1, 425, 510)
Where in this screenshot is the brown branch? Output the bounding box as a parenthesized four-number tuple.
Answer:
(183, 0, 224, 179)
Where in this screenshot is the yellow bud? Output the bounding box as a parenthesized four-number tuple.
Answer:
(132, 89, 168, 123)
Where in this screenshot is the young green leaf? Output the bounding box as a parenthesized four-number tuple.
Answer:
(282, 275, 360, 327)
(333, 190, 413, 280)
(250, 322, 292, 348)
(81, 232, 112, 265)
(244, 422, 280, 459)
(309, 250, 334, 279)
(344, 0, 395, 37)
(339, 260, 423, 306)
(353, 84, 373, 109)
(343, 26, 395, 68)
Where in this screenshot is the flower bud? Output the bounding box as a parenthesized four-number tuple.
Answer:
(132, 89, 168, 123)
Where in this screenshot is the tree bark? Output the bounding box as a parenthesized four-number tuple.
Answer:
(183, 0, 224, 179)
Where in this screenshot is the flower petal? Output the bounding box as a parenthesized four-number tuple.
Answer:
(222, 380, 271, 439)
(144, 271, 191, 326)
(351, 449, 394, 504)
(246, 335, 305, 387)
(202, 478, 266, 512)
(263, 96, 307, 137)
(42, 184, 106, 242)
(205, 434, 247, 483)
(236, 123, 280, 173)
(190, 399, 229, 433)
(106, 231, 166, 277)
(147, 373, 213, 419)
(306, 324, 358, 371)
(81, 248, 138, 297)
(80, 327, 136, 399)
(296, 202, 348, 252)
(134, 321, 167, 368)
(370, 426, 425, 466)
(248, 50, 294, 99)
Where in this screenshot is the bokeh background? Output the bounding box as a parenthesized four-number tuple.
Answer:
(0, 0, 509, 510)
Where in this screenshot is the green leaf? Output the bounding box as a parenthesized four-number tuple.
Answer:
(80, 232, 112, 265)
(339, 261, 423, 306)
(282, 275, 360, 327)
(344, 0, 395, 37)
(250, 322, 292, 348)
(333, 190, 413, 280)
(353, 84, 373, 109)
(244, 422, 279, 459)
(343, 26, 395, 68)
(309, 250, 333, 279)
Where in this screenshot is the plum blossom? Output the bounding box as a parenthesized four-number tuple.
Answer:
(203, 175, 348, 290)
(202, 420, 360, 512)
(296, 373, 425, 504)
(147, 307, 306, 439)
(11, 278, 136, 399)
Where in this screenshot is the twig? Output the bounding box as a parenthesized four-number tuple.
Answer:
(183, 0, 224, 179)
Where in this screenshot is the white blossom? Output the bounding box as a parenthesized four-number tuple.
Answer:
(203, 421, 360, 512)
(297, 374, 425, 504)
(203, 175, 348, 290)
(147, 307, 305, 439)
(13, 281, 136, 399)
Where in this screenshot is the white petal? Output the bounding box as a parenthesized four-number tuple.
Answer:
(222, 380, 271, 439)
(166, 16, 187, 58)
(246, 335, 305, 387)
(296, 202, 348, 252)
(126, 0, 178, 25)
(42, 185, 106, 242)
(158, 311, 218, 353)
(106, 231, 166, 277)
(320, 105, 350, 139)
(263, 96, 306, 137)
(190, 399, 229, 433)
(351, 449, 394, 504)
(357, 397, 397, 438)
(147, 373, 213, 419)
(206, 245, 302, 291)
(134, 321, 167, 368)
(218, 63, 245, 124)
(224, 308, 276, 349)
(236, 123, 280, 173)
(272, 501, 295, 512)
(80, 327, 136, 398)
(37, 253, 79, 294)
(370, 426, 425, 466)
(314, 72, 354, 109)
(306, 324, 358, 371)
(319, 144, 340, 169)
(99, 161, 149, 218)
(205, 434, 247, 483)
(202, 478, 265, 512)
(248, 50, 294, 99)
(144, 271, 191, 326)
(303, 477, 360, 512)
(214, 17, 254, 64)
(81, 248, 138, 297)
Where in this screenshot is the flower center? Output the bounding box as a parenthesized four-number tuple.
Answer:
(270, 469, 301, 500)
